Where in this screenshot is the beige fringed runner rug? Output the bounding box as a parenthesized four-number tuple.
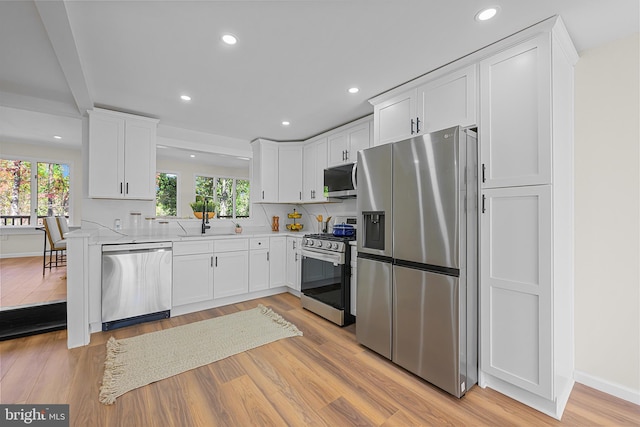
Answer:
(99, 304, 302, 404)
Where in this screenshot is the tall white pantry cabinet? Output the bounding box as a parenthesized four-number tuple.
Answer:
(369, 17, 578, 419)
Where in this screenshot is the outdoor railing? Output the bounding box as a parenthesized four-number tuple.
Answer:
(0, 215, 67, 226)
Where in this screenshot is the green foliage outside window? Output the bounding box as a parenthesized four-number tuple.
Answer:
(1, 159, 69, 226)
(155, 172, 178, 216)
(195, 175, 249, 219)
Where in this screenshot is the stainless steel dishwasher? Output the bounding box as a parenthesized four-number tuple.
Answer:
(101, 241, 172, 331)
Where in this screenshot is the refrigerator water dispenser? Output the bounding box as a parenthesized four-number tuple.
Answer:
(363, 211, 385, 250)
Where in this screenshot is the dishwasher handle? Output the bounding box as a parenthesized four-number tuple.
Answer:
(102, 242, 172, 253)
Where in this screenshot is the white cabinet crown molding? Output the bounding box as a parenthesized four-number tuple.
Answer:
(368, 15, 569, 107)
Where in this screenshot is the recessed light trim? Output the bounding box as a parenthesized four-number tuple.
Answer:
(222, 34, 237, 45)
(475, 6, 500, 22)
(348, 87, 359, 94)
(180, 95, 192, 101)
(281, 121, 290, 126)
(53, 135, 62, 140)
(189, 154, 196, 158)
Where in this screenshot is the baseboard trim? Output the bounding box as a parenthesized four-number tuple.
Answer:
(574, 370, 640, 405)
(0, 251, 41, 259)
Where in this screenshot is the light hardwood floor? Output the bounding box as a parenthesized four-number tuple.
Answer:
(1, 292, 638, 426)
(0, 256, 66, 308)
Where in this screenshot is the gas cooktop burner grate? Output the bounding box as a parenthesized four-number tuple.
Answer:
(303, 233, 356, 242)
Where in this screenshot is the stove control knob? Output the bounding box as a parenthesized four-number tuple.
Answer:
(324, 241, 332, 248)
(332, 242, 339, 249)
(309, 240, 315, 247)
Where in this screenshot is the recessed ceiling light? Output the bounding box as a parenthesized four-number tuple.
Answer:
(222, 34, 237, 45)
(53, 135, 62, 140)
(282, 121, 290, 126)
(190, 154, 196, 158)
(475, 6, 500, 22)
(180, 95, 192, 101)
(348, 87, 359, 94)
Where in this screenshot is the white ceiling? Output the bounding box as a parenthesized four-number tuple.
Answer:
(0, 0, 638, 151)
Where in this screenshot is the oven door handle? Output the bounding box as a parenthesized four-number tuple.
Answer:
(301, 248, 344, 265)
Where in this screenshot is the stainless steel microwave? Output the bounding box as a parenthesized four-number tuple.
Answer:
(324, 163, 357, 198)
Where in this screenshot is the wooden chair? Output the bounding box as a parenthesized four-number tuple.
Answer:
(43, 216, 66, 275)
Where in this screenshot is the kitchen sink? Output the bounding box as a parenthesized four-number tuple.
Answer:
(177, 231, 236, 238)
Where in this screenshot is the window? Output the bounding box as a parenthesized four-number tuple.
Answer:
(0, 158, 70, 226)
(195, 175, 250, 219)
(155, 172, 178, 216)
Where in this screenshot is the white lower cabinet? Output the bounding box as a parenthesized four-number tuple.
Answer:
(286, 236, 302, 291)
(480, 185, 553, 399)
(269, 237, 286, 288)
(213, 239, 249, 299)
(172, 241, 214, 307)
(249, 238, 270, 292)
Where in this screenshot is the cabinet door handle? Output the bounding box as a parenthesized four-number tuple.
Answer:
(411, 119, 415, 134)
(126, 182, 129, 194)
(215, 256, 218, 267)
(482, 194, 486, 214)
(295, 253, 298, 262)
(267, 251, 270, 261)
(293, 241, 296, 249)
(120, 182, 123, 194)
(299, 191, 302, 200)
(345, 150, 349, 161)
(262, 190, 265, 200)
(482, 164, 486, 183)
(416, 117, 421, 134)
(211, 256, 213, 267)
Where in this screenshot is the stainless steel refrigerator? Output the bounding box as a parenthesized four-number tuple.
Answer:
(356, 126, 478, 397)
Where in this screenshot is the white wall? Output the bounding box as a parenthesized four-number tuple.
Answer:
(574, 33, 640, 402)
(0, 140, 82, 257)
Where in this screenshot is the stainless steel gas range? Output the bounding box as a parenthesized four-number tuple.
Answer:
(300, 217, 356, 326)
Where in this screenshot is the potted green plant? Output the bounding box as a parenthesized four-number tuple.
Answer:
(190, 198, 217, 219)
(234, 222, 243, 234)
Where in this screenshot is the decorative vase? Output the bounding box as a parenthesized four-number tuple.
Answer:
(194, 212, 215, 219)
(272, 216, 279, 232)
(235, 226, 243, 234)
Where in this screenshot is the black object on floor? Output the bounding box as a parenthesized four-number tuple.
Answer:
(0, 301, 66, 341)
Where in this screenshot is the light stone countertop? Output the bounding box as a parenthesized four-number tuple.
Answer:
(66, 227, 305, 246)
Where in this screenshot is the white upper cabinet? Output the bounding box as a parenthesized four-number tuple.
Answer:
(373, 89, 417, 146)
(278, 144, 303, 203)
(327, 119, 372, 167)
(372, 65, 477, 146)
(303, 138, 328, 202)
(88, 108, 158, 200)
(416, 64, 477, 135)
(480, 34, 551, 188)
(251, 139, 279, 203)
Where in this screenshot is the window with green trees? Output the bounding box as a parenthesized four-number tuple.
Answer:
(0, 158, 70, 226)
(195, 175, 249, 219)
(155, 172, 178, 217)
